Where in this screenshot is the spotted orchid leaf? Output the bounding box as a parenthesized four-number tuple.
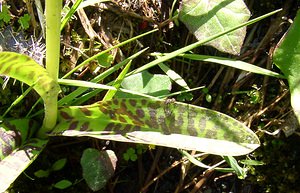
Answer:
(51, 98, 260, 156)
(0, 52, 60, 100)
(0, 119, 37, 160)
(0, 138, 48, 192)
(0, 119, 46, 192)
(0, 51, 60, 135)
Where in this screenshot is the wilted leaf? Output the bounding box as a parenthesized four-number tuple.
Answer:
(179, 0, 250, 55)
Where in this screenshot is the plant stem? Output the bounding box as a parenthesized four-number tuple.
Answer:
(38, 0, 62, 138)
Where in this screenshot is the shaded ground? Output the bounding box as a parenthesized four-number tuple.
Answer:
(1, 0, 300, 192)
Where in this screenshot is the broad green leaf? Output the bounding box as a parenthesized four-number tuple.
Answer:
(53, 179, 73, 189)
(115, 71, 172, 98)
(51, 158, 67, 171)
(97, 52, 114, 68)
(34, 169, 50, 178)
(51, 98, 260, 156)
(81, 148, 117, 191)
(178, 0, 250, 55)
(0, 5, 11, 24)
(273, 10, 300, 124)
(0, 138, 48, 192)
(103, 60, 132, 101)
(18, 14, 31, 30)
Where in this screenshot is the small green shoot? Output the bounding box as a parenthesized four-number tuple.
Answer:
(18, 14, 31, 29)
(34, 158, 67, 178)
(202, 87, 212, 103)
(0, 5, 11, 26)
(53, 179, 73, 190)
(123, 147, 138, 161)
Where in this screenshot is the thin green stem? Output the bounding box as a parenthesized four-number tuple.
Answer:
(38, 0, 62, 138)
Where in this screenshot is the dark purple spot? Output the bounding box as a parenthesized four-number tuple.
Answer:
(145, 108, 158, 128)
(136, 108, 145, 118)
(129, 99, 137, 107)
(168, 114, 181, 134)
(118, 115, 127, 123)
(141, 99, 147, 105)
(112, 99, 119, 105)
(113, 123, 122, 132)
(104, 123, 115, 131)
(2, 144, 13, 157)
(117, 124, 130, 135)
(123, 124, 132, 132)
(60, 111, 73, 120)
(80, 122, 89, 131)
(69, 121, 79, 130)
(80, 107, 92, 116)
(187, 119, 198, 136)
(158, 116, 171, 134)
(99, 106, 109, 114)
(132, 125, 141, 131)
(121, 100, 127, 110)
(108, 110, 117, 120)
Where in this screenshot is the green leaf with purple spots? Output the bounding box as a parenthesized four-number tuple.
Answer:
(0, 138, 48, 192)
(0, 52, 60, 136)
(51, 98, 260, 156)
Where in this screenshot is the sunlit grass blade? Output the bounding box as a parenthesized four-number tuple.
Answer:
(181, 150, 233, 171)
(102, 60, 132, 101)
(60, 0, 83, 31)
(57, 79, 159, 100)
(223, 156, 246, 179)
(2, 83, 35, 117)
(159, 62, 190, 89)
(179, 54, 284, 78)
